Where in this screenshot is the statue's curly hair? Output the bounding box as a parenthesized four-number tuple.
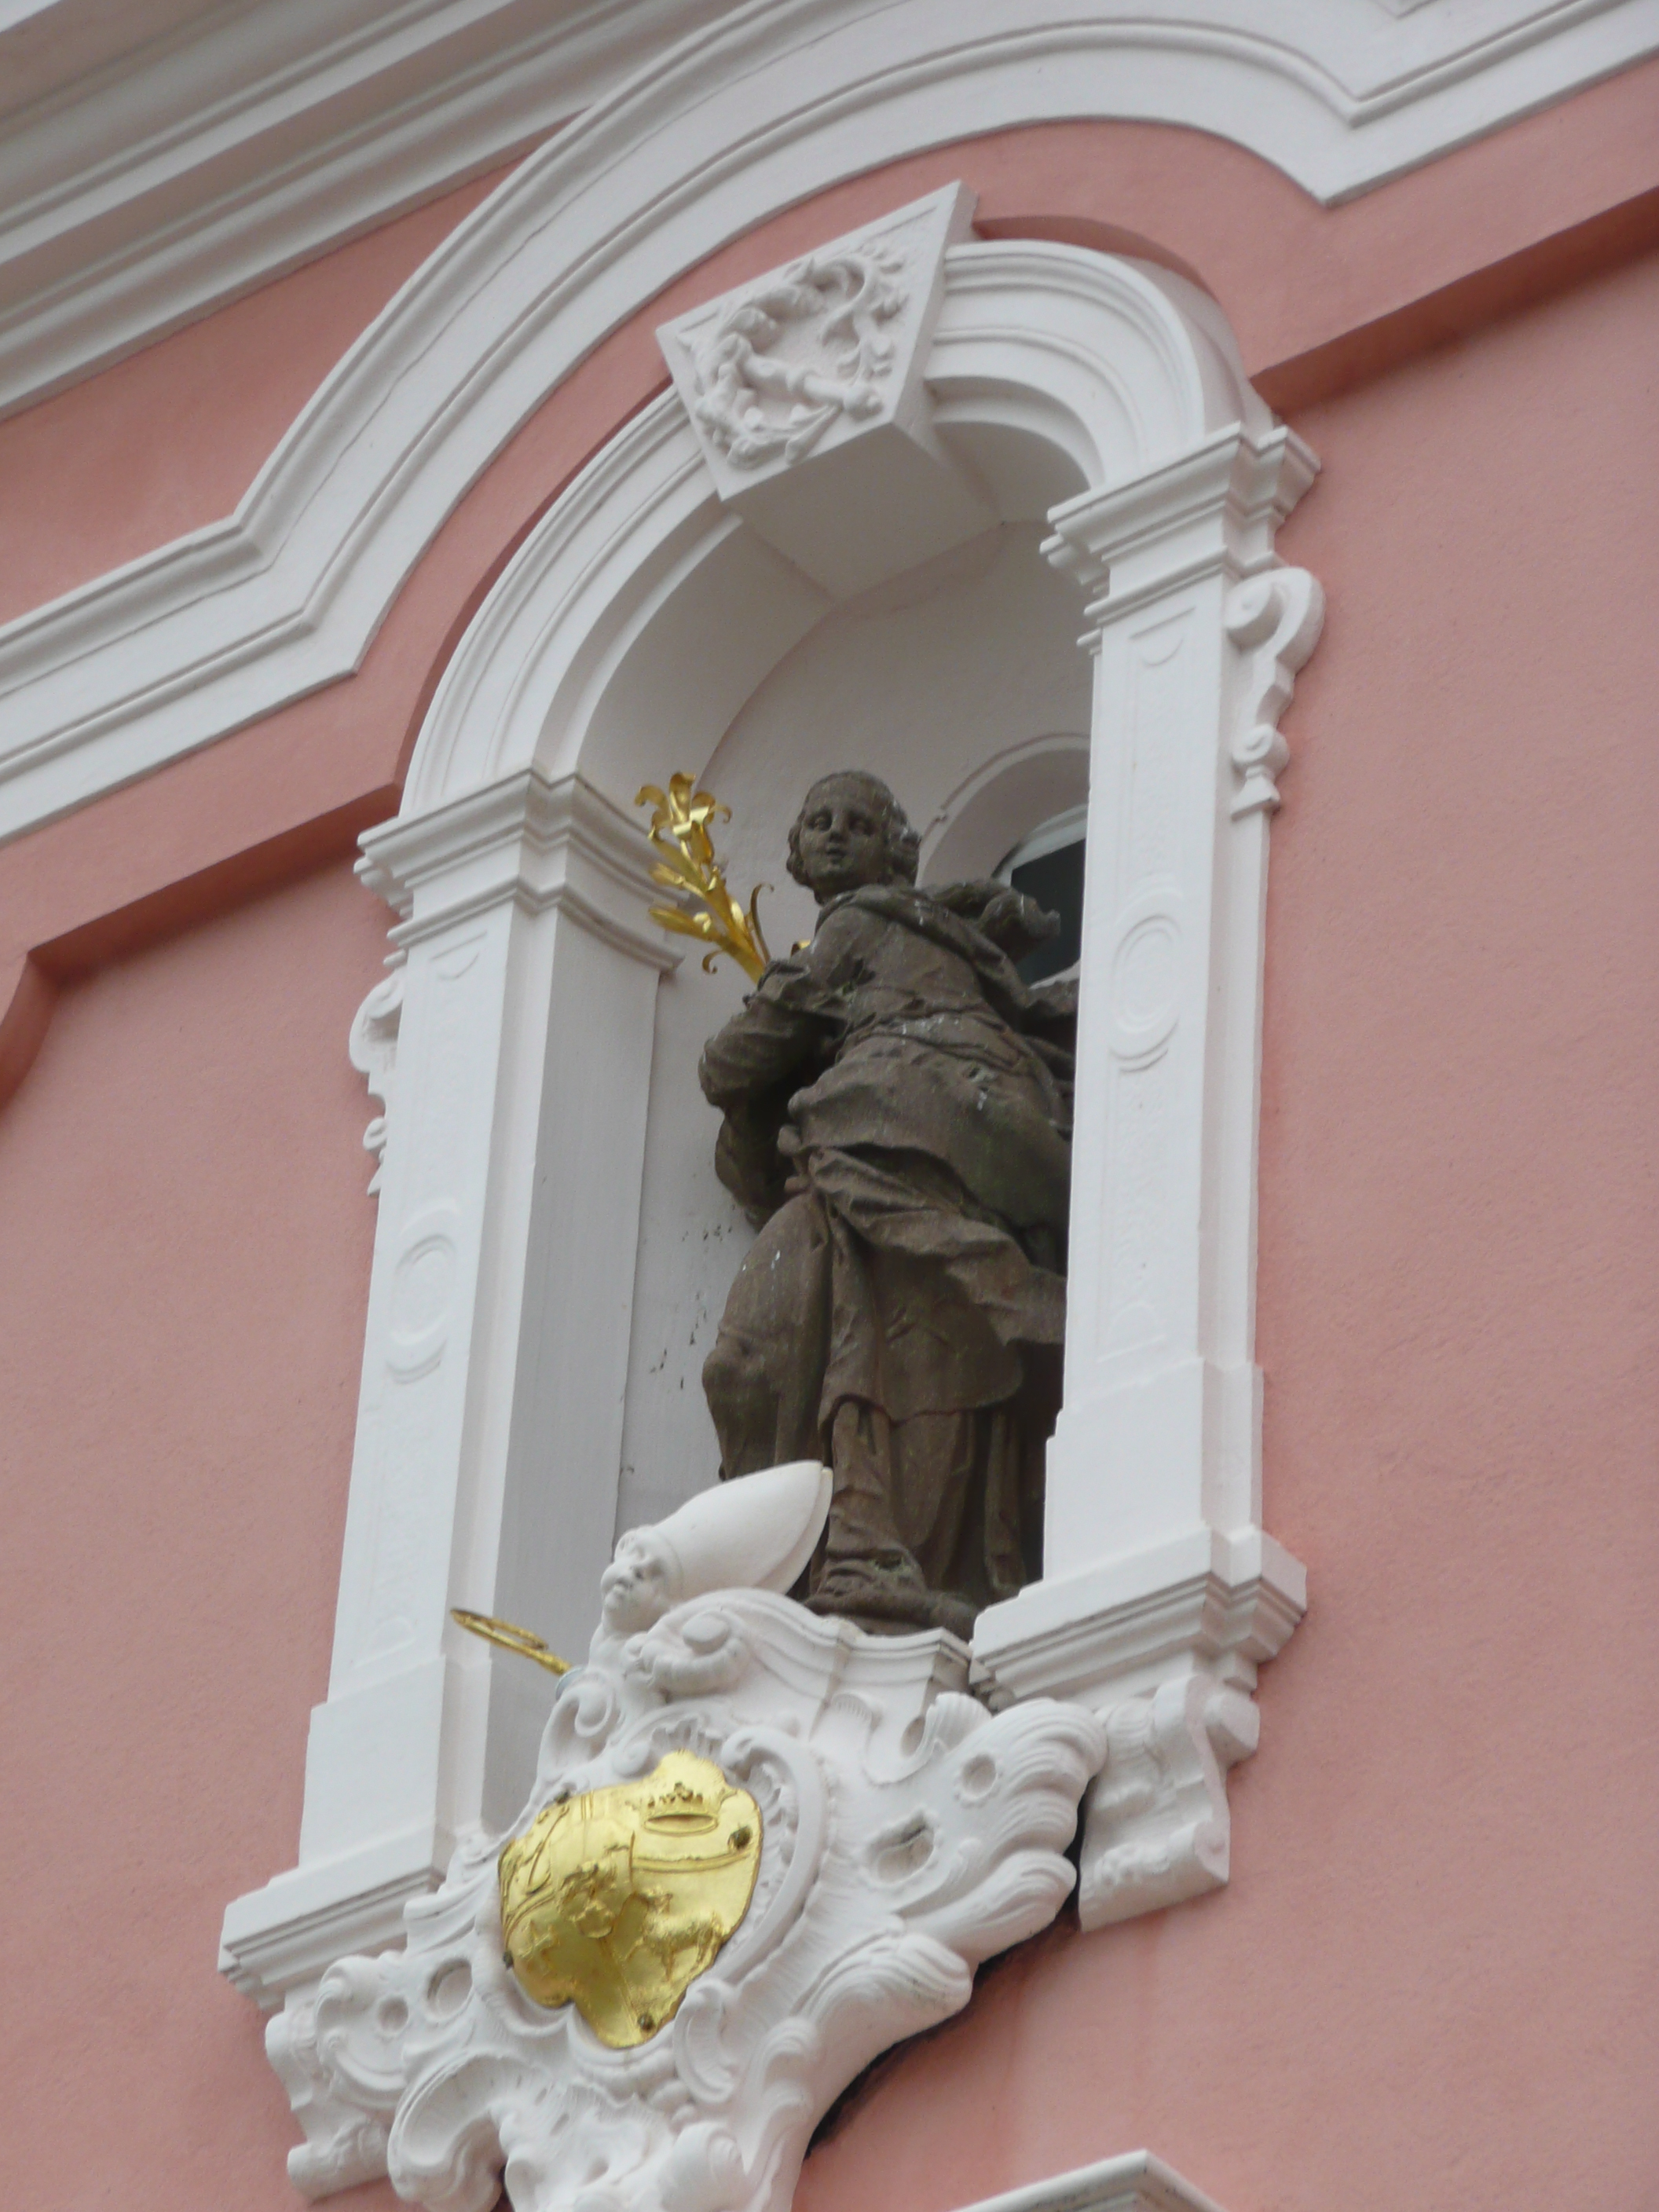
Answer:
(786, 771, 921, 888)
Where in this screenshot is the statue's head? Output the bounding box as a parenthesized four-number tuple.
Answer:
(787, 771, 920, 903)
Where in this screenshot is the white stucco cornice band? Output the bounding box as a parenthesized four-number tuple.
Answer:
(0, 0, 1652, 848)
(0, 0, 743, 419)
(956, 2152, 1229, 2212)
(0, 0, 1650, 434)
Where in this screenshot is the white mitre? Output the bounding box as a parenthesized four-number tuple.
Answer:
(599, 1461, 832, 1632)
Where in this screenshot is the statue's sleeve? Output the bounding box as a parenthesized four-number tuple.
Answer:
(697, 911, 865, 1110)
(928, 879, 1060, 968)
(698, 914, 866, 1224)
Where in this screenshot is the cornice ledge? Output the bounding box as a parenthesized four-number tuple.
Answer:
(973, 1526, 1306, 1707)
(219, 1818, 450, 2008)
(951, 2148, 1230, 2212)
(357, 767, 678, 968)
(1042, 423, 1320, 619)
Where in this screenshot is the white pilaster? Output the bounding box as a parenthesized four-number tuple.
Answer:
(974, 423, 1322, 1927)
(220, 770, 672, 2001)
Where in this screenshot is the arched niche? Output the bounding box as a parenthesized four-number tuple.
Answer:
(918, 731, 1092, 884)
(222, 218, 1322, 2002)
(617, 525, 1096, 1547)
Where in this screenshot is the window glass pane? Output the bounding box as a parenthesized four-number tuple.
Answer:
(1009, 835, 1085, 983)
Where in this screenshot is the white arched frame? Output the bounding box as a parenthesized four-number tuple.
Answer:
(221, 220, 1320, 2001)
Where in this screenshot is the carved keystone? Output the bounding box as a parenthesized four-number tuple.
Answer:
(657, 183, 993, 596)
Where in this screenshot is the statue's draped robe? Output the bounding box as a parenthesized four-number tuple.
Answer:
(699, 884, 1072, 1633)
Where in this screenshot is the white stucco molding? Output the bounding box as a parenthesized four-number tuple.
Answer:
(974, 419, 1322, 1925)
(222, 767, 679, 2001)
(0, 0, 732, 416)
(0, 0, 1649, 848)
(2, 0, 1650, 427)
(220, 222, 1317, 2005)
(955, 2151, 1229, 2212)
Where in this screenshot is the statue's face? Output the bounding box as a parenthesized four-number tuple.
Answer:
(794, 777, 890, 901)
(599, 1529, 675, 1632)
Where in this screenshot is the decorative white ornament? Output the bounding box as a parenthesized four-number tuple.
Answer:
(1079, 1676, 1259, 1925)
(658, 184, 991, 596)
(1223, 568, 1325, 819)
(270, 1475, 1104, 2210)
(347, 966, 405, 1196)
(679, 246, 908, 471)
(974, 1528, 1304, 1932)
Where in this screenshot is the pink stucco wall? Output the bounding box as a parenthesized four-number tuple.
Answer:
(794, 240, 1659, 2212)
(0, 166, 513, 628)
(0, 863, 391, 2209)
(2, 76, 1655, 2212)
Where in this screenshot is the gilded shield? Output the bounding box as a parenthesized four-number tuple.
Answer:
(498, 1750, 762, 2047)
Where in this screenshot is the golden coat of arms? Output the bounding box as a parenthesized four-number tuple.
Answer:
(499, 1750, 763, 2048)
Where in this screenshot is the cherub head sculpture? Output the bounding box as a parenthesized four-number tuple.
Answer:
(599, 1460, 832, 1634)
(786, 771, 921, 901)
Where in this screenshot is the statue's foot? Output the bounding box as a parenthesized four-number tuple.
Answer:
(808, 1569, 977, 1643)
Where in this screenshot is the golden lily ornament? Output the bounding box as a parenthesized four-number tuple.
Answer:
(636, 774, 771, 982)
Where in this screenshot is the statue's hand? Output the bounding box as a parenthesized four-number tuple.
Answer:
(714, 1102, 794, 1225)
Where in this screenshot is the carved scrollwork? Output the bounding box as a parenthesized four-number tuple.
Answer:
(266, 1982, 400, 2198)
(679, 245, 907, 470)
(1224, 566, 1325, 819)
(275, 1580, 1101, 2210)
(346, 965, 405, 1195)
(1076, 1675, 1259, 1927)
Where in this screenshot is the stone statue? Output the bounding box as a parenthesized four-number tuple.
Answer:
(700, 771, 1075, 1638)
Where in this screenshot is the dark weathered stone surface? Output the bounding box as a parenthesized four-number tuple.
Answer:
(700, 771, 1074, 1636)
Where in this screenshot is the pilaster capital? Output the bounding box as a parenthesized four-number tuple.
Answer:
(1042, 423, 1319, 633)
(357, 768, 677, 968)
(973, 1525, 1306, 1709)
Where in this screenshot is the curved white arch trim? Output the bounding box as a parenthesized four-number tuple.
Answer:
(220, 229, 1317, 2012)
(2, 0, 1648, 429)
(1, 0, 1648, 846)
(917, 731, 1092, 884)
(402, 241, 1269, 819)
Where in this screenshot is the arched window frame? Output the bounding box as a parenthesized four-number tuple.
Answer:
(222, 196, 1322, 2005)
